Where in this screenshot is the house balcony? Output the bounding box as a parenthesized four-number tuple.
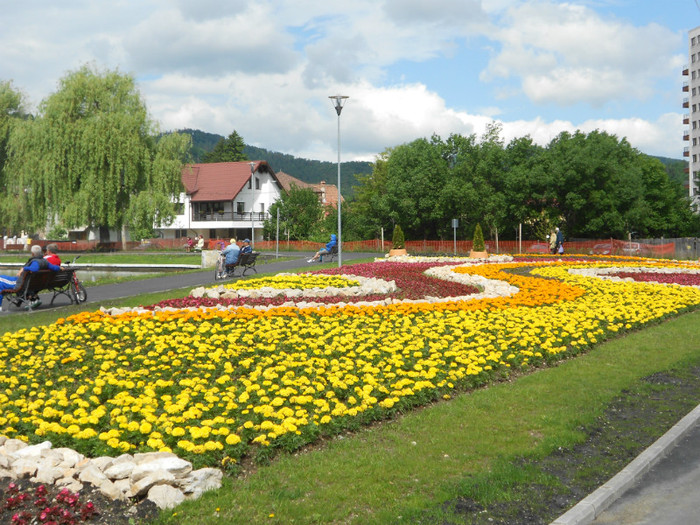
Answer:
(189, 210, 269, 228)
(684, 147, 690, 157)
(684, 114, 690, 124)
(683, 81, 689, 92)
(683, 97, 689, 108)
(684, 131, 690, 141)
(683, 65, 689, 76)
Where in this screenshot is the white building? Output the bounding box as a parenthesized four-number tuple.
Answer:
(160, 161, 283, 242)
(686, 26, 700, 206)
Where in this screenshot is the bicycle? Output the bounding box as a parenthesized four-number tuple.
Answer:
(214, 252, 240, 280)
(63, 256, 87, 303)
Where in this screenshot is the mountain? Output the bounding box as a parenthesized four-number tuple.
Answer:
(178, 129, 372, 197)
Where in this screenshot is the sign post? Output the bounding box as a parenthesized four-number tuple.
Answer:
(452, 219, 459, 255)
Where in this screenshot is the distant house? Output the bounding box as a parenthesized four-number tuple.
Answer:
(157, 161, 283, 242)
(275, 171, 343, 209)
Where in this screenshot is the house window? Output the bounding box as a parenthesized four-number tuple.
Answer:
(174, 229, 187, 238)
(255, 177, 260, 190)
(236, 202, 245, 215)
(248, 178, 252, 189)
(192, 202, 224, 219)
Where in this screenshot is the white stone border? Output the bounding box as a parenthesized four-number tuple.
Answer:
(568, 266, 700, 288)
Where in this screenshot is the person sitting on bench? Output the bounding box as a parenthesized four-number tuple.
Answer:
(240, 238, 252, 257)
(222, 239, 241, 270)
(308, 234, 337, 263)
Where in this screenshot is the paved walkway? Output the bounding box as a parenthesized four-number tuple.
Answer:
(2, 251, 377, 313)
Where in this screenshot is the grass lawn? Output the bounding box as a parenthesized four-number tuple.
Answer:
(0, 257, 698, 524)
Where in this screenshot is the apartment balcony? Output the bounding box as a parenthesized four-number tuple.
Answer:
(684, 114, 690, 124)
(684, 131, 690, 141)
(686, 166, 691, 174)
(683, 65, 689, 76)
(683, 97, 690, 108)
(684, 147, 690, 157)
(683, 81, 689, 92)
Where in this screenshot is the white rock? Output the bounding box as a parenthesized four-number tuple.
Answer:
(98, 478, 127, 500)
(148, 484, 186, 510)
(78, 464, 109, 485)
(131, 456, 192, 480)
(179, 468, 223, 497)
(104, 461, 136, 480)
(14, 441, 52, 458)
(90, 456, 115, 471)
(129, 472, 174, 497)
(3, 439, 28, 453)
(11, 458, 38, 478)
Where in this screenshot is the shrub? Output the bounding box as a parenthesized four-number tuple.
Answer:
(473, 223, 485, 252)
(392, 225, 405, 249)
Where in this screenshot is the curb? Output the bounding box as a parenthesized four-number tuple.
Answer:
(550, 403, 700, 524)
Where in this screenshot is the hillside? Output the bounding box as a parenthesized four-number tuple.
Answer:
(178, 129, 372, 197)
(654, 156, 688, 188)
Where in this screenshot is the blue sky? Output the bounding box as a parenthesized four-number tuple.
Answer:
(1, 0, 699, 162)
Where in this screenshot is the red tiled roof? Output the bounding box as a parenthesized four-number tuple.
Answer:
(275, 171, 314, 192)
(181, 161, 272, 202)
(275, 171, 344, 207)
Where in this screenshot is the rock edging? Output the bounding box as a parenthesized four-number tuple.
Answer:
(0, 436, 222, 510)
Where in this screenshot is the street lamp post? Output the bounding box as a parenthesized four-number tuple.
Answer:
(250, 161, 255, 249)
(329, 95, 348, 267)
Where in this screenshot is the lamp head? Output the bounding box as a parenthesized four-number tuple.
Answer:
(329, 95, 349, 116)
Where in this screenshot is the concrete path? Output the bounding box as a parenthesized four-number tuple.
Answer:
(2, 251, 378, 313)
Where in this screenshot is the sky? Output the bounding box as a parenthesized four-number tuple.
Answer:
(1, 0, 699, 163)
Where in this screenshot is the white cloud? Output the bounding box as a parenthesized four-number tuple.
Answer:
(483, 2, 681, 106)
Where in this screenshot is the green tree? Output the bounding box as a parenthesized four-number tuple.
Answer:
(203, 130, 248, 163)
(263, 185, 323, 241)
(3, 65, 190, 243)
(0, 81, 30, 232)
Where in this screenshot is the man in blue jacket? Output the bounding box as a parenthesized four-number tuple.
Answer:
(308, 234, 337, 263)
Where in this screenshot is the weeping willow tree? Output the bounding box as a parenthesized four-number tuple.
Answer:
(4, 65, 190, 245)
(0, 80, 30, 233)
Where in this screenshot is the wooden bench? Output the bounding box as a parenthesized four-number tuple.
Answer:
(1, 269, 78, 309)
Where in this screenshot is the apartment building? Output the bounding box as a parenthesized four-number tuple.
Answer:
(686, 26, 700, 206)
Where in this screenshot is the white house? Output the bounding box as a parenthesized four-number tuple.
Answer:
(158, 161, 283, 242)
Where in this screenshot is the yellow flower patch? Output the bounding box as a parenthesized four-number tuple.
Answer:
(218, 274, 359, 291)
(1, 258, 700, 468)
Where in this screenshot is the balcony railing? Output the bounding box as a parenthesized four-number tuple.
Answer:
(684, 132, 690, 141)
(684, 114, 690, 124)
(191, 211, 268, 222)
(683, 97, 689, 108)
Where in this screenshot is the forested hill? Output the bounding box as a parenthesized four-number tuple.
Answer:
(655, 156, 688, 187)
(178, 129, 372, 194)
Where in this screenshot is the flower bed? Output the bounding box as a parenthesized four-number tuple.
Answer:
(1, 257, 700, 472)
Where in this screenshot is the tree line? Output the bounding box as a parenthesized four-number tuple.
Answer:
(345, 124, 698, 242)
